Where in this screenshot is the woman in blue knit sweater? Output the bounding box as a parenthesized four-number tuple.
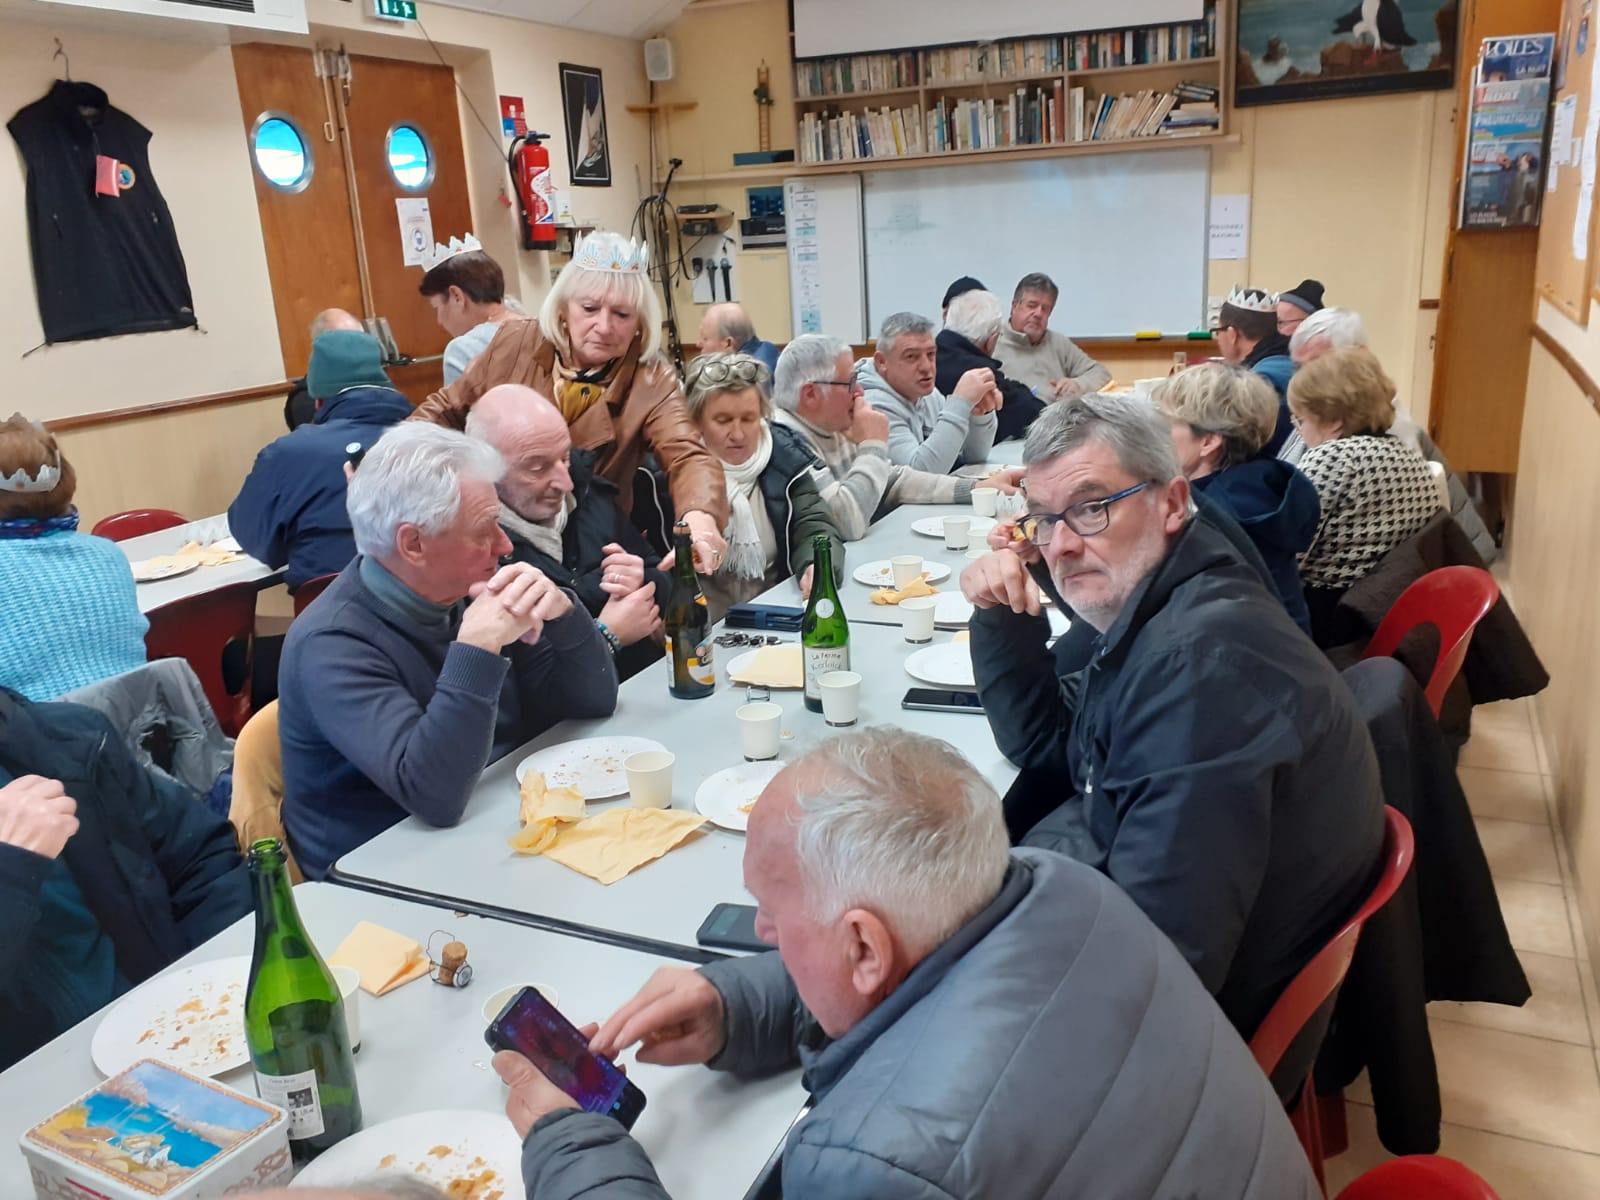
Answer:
(0, 416, 146, 699)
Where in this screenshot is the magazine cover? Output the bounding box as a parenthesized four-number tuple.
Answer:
(1479, 33, 1557, 82)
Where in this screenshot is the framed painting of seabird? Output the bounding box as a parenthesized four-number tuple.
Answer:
(560, 63, 611, 187)
(1235, 0, 1458, 106)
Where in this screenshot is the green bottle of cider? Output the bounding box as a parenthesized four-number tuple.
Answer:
(244, 838, 363, 1164)
(663, 521, 715, 699)
(801, 534, 848, 713)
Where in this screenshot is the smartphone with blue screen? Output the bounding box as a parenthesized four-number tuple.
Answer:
(485, 986, 647, 1129)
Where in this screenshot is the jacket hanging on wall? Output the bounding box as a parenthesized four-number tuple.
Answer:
(7, 80, 197, 344)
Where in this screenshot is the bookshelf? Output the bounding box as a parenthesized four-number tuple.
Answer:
(733, 2, 1226, 181)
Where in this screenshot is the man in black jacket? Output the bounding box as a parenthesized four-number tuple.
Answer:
(960, 393, 1385, 1043)
(466, 384, 666, 680)
(936, 288, 1043, 442)
(0, 688, 252, 1070)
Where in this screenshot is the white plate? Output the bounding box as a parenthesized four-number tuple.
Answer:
(905, 642, 976, 690)
(91, 957, 251, 1079)
(695, 761, 785, 831)
(515, 736, 666, 800)
(910, 515, 996, 539)
(726, 647, 803, 689)
(131, 559, 200, 584)
(933, 593, 975, 627)
(852, 559, 952, 588)
(292, 1109, 521, 1196)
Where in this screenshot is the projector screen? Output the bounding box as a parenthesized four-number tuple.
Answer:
(793, 0, 1205, 59)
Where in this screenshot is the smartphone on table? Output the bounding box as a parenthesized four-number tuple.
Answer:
(485, 986, 647, 1129)
(901, 687, 986, 714)
(697, 903, 770, 953)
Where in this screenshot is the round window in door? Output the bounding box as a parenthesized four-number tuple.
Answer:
(386, 124, 434, 190)
(250, 113, 312, 193)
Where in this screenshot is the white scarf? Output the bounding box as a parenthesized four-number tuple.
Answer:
(719, 423, 774, 580)
(498, 496, 573, 561)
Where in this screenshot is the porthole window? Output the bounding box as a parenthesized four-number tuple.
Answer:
(250, 113, 312, 193)
(386, 124, 434, 190)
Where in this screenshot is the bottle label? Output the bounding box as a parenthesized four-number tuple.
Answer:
(815, 598, 836, 618)
(664, 638, 716, 688)
(256, 1069, 326, 1139)
(804, 647, 850, 699)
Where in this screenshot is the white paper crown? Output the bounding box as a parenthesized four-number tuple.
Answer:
(571, 234, 649, 275)
(0, 460, 61, 494)
(1224, 285, 1278, 313)
(418, 233, 483, 274)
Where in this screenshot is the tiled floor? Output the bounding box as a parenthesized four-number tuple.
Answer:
(1324, 695, 1600, 1196)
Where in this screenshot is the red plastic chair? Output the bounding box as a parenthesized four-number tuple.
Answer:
(1336, 1155, 1501, 1199)
(92, 508, 190, 541)
(292, 573, 340, 616)
(1250, 807, 1416, 1192)
(1360, 567, 1499, 718)
(145, 581, 258, 736)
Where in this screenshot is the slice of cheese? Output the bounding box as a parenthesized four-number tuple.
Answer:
(729, 645, 804, 689)
(329, 921, 430, 995)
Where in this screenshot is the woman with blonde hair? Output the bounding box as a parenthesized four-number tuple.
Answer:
(0, 416, 147, 698)
(412, 231, 729, 573)
(1154, 363, 1319, 633)
(1288, 346, 1441, 646)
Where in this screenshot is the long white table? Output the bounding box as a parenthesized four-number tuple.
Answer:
(116, 515, 283, 614)
(0, 885, 804, 1200)
(333, 619, 1018, 957)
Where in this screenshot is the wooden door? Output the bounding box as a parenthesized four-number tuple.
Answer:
(343, 54, 475, 403)
(232, 43, 364, 380)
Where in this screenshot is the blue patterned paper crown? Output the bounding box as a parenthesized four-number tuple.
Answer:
(571, 233, 649, 275)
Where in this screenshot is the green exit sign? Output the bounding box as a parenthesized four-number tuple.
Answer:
(373, 0, 416, 20)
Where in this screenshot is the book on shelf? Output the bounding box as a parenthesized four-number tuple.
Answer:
(924, 37, 1064, 84)
(796, 51, 918, 98)
(797, 104, 927, 163)
(1079, 80, 1217, 142)
(1067, 2, 1217, 71)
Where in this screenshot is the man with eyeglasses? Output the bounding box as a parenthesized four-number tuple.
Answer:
(1213, 286, 1296, 456)
(959, 393, 1385, 1058)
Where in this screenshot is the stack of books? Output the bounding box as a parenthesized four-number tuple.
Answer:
(1162, 81, 1221, 136)
(1083, 80, 1219, 141)
(1067, 3, 1217, 71)
(925, 83, 1069, 153)
(798, 105, 928, 163)
(795, 52, 918, 98)
(924, 38, 1064, 84)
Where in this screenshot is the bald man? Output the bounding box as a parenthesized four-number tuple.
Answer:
(287, 309, 371, 430)
(697, 303, 779, 374)
(466, 385, 668, 681)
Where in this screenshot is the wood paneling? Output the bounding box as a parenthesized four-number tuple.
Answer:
(232, 43, 366, 379)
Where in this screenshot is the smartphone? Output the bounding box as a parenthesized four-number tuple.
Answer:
(697, 903, 769, 953)
(901, 687, 986, 715)
(484, 986, 647, 1129)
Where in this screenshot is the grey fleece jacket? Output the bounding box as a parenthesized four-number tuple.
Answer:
(854, 357, 997, 474)
(771, 410, 973, 540)
(515, 850, 1319, 1200)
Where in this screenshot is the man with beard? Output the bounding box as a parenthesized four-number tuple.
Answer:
(959, 393, 1384, 1047)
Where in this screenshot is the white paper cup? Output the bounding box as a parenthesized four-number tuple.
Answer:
(943, 516, 972, 550)
(818, 670, 862, 727)
(333, 965, 363, 1052)
(890, 555, 923, 589)
(737, 701, 783, 761)
(482, 982, 562, 1024)
(971, 487, 999, 517)
(625, 750, 676, 809)
(899, 595, 939, 644)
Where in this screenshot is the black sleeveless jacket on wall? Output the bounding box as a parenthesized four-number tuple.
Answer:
(7, 80, 197, 344)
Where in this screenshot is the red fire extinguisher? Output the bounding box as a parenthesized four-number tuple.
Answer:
(508, 131, 556, 251)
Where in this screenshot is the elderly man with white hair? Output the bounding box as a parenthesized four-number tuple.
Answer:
(771, 334, 1021, 539)
(856, 310, 1001, 473)
(492, 727, 1320, 1199)
(278, 422, 618, 880)
(936, 288, 1045, 441)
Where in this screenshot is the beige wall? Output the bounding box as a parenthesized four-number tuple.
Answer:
(1515, 302, 1600, 964)
(651, 0, 1455, 390)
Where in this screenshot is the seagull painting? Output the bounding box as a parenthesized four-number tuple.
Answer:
(1333, 0, 1418, 56)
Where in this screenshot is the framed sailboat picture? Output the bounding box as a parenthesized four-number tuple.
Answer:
(560, 63, 611, 187)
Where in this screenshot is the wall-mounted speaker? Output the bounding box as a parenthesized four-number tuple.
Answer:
(644, 37, 675, 82)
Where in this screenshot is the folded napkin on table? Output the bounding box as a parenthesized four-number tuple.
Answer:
(728, 645, 803, 688)
(328, 921, 431, 995)
(871, 575, 938, 605)
(535, 807, 709, 885)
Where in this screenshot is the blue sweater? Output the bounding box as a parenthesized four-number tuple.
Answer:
(228, 386, 414, 590)
(0, 530, 147, 700)
(277, 559, 619, 878)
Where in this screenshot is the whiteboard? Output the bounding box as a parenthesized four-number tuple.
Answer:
(786, 175, 867, 342)
(793, 0, 1204, 59)
(862, 150, 1210, 338)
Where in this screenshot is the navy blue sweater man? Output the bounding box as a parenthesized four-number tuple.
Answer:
(230, 330, 413, 591)
(278, 422, 619, 879)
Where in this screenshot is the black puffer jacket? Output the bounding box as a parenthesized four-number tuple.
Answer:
(935, 328, 1042, 443)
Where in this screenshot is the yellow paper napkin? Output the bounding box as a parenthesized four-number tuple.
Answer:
(728, 645, 804, 689)
(328, 921, 431, 995)
(870, 575, 939, 605)
(541, 808, 709, 885)
(510, 770, 588, 855)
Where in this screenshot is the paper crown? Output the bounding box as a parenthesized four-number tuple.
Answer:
(571, 234, 649, 275)
(418, 233, 483, 274)
(0, 459, 61, 494)
(1224, 285, 1279, 313)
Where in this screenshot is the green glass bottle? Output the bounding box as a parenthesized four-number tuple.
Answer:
(663, 521, 715, 699)
(801, 534, 848, 713)
(244, 838, 363, 1164)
